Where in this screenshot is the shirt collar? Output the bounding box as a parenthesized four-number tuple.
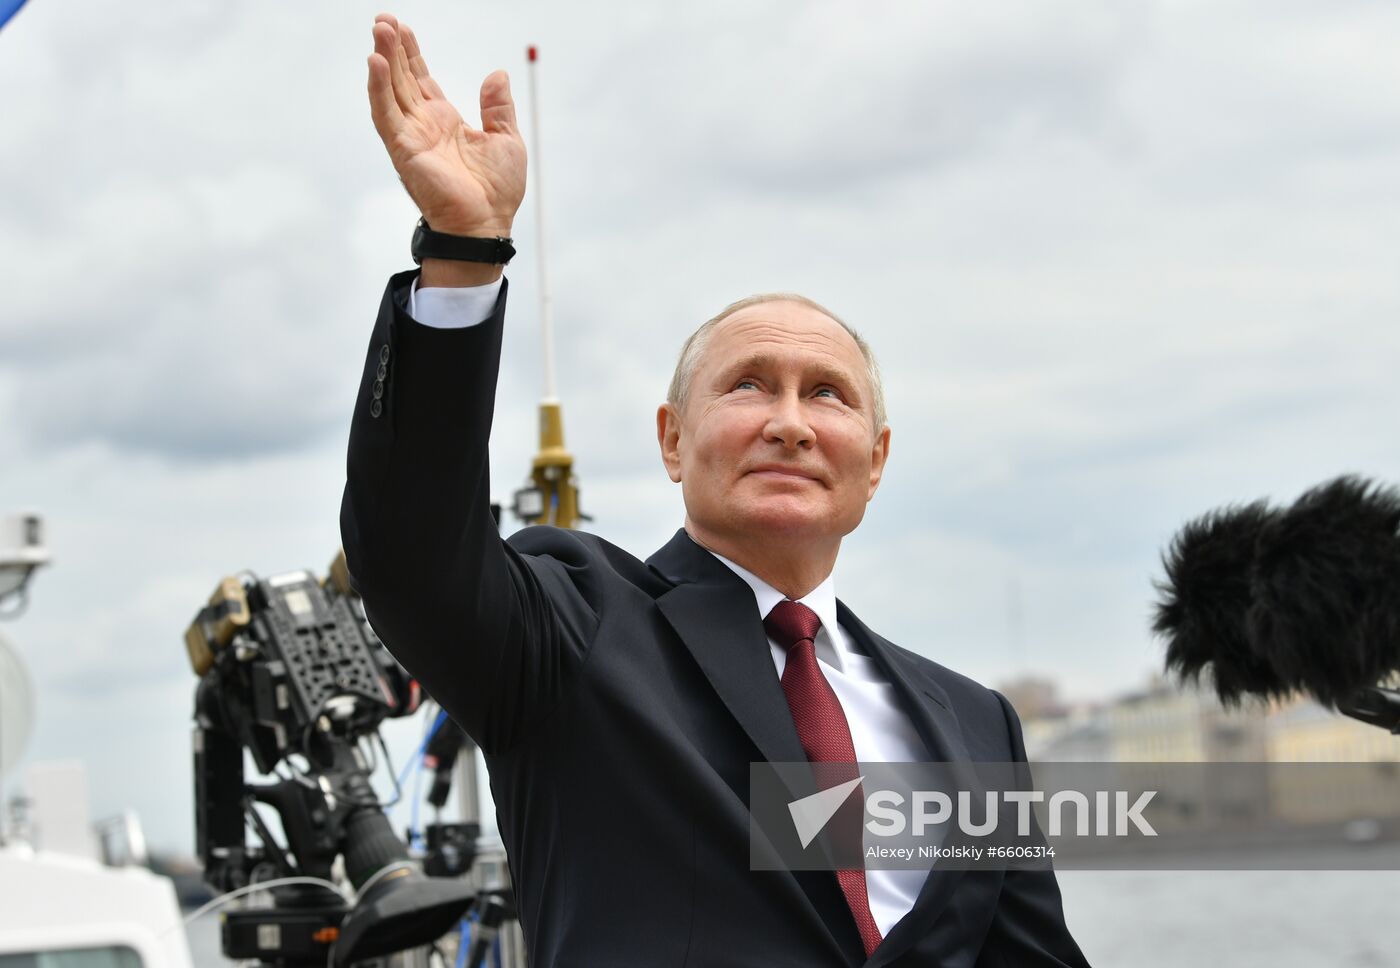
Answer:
(706, 550, 844, 668)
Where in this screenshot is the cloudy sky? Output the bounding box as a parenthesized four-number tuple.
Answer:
(2, 0, 1398, 879)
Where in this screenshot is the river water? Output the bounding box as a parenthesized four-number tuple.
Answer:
(1057, 867, 1399, 966)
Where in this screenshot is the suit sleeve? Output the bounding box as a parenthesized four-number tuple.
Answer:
(339, 270, 599, 755)
(975, 691, 1094, 968)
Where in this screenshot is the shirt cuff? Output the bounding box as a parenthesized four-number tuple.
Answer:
(406, 276, 503, 329)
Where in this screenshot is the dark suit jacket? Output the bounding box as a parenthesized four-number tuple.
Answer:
(340, 270, 1091, 967)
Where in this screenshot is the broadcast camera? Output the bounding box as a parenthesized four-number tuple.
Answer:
(185, 551, 481, 966)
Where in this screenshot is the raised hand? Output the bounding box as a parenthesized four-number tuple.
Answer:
(367, 14, 526, 239)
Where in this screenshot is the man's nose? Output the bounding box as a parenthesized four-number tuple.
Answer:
(762, 391, 814, 448)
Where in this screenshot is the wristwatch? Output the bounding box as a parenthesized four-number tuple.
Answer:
(410, 218, 516, 266)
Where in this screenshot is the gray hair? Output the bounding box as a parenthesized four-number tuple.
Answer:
(665, 293, 887, 433)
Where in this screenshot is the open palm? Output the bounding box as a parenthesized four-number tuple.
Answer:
(368, 15, 526, 237)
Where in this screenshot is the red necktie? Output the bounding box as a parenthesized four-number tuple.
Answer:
(764, 599, 883, 959)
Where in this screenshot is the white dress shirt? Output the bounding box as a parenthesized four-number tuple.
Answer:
(705, 552, 929, 937)
(408, 276, 930, 936)
(406, 277, 504, 330)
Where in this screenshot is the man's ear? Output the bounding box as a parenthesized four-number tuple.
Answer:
(866, 424, 891, 501)
(657, 402, 683, 483)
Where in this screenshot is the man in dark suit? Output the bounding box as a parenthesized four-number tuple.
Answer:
(342, 14, 1091, 967)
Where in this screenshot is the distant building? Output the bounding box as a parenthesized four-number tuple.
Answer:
(1265, 697, 1400, 825)
(1021, 705, 1113, 763)
(1014, 673, 1400, 833)
(997, 675, 1066, 721)
(1105, 674, 1267, 763)
(997, 674, 1116, 761)
(1266, 697, 1400, 763)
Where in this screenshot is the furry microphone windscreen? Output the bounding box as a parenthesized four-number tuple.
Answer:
(1247, 475, 1400, 708)
(1154, 500, 1286, 705)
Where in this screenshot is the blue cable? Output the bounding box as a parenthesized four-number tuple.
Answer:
(392, 708, 450, 811)
(0, 0, 30, 33)
(405, 708, 449, 848)
(454, 916, 471, 968)
(396, 708, 449, 790)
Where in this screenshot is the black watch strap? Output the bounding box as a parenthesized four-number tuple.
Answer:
(410, 218, 516, 266)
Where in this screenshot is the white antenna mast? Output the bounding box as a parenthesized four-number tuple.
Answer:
(526, 45, 557, 402)
(510, 45, 583, 530)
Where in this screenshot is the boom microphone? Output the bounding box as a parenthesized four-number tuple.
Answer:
(1154, 475, 1400, 719)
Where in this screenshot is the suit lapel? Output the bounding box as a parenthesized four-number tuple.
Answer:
(837, 603, 975, 968)
(836, 602, 968, 764)
(648, 530, 860, 964)
(648, 531, 978, 967)
(653, 578, 810, 769)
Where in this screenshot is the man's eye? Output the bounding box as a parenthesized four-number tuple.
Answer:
(814, 387, 839, 399)
(734, 380, 758, 391)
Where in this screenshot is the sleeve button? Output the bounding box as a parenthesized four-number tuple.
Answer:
(379, 344, 391, 364)
(372, 381, 384, 399)
(370, 399, 383, 418)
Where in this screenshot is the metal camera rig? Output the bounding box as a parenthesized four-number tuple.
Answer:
(185, 552, 496, 967)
